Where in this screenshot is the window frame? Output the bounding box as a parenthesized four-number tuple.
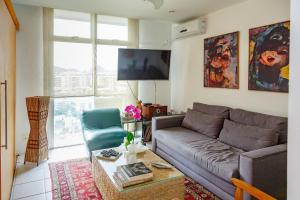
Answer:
(48, 10, 137, 98)
(44, 8, 139, 149)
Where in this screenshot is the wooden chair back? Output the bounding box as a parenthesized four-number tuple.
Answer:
(231, 178, 277, 200)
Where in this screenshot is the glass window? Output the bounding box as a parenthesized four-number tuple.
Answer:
(54, 97, 94, 147)
(54, 42, 93, 96)
(54, 9, 91, 38)
(97, 15, 128, 41)
(96, 45, 127, 96)
(49, 9, 137, 148)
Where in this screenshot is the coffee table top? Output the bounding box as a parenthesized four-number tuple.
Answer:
(92, 148, 185, 192)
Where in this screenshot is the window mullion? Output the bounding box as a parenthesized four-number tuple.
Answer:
(96, 39, 131, 46)
(53, 36, 92, 44)
(91, 13, 97, 97)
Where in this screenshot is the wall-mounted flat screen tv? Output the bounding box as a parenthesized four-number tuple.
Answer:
(118, 48, 171, 80)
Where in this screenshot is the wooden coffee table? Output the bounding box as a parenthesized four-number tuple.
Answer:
(92, 149, 185, 200)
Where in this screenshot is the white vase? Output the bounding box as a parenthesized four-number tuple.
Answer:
(124, 151, 137, 164)
(127, 143, 139, 154)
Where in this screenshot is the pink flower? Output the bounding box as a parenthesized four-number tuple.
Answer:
(133, 107, 141, 114)
(124, 104, 135, 113)
(124, 104, 142, 120)
(133, 113, 142, 120)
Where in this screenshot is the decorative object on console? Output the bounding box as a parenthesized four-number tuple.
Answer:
(136, 100, 143, 110)
(142, 104, 167, 120)
(249, 21, 290, 93)
(24, 96, 49, 165)
(204, 32, 239, 89)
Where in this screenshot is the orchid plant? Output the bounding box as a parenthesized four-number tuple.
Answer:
(124, 104, 142, 121)
(123, 104, 142, 149)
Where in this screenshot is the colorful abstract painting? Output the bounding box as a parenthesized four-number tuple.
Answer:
(204, 32, 239, 89)
(249, 21, 290, 92)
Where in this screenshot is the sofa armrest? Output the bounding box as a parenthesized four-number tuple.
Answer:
(152, 115, 185, 131)
(239, 144, 287, 200)
(151, 115, 184, 152)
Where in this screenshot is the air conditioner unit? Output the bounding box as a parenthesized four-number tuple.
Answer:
(172, 18, 206, 40)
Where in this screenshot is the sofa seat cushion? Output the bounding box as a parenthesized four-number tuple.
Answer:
(83, 126, 127, 151)
(181, 109, 224, 138)
(154, 127, 244, 181)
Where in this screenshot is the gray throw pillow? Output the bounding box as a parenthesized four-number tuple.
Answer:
(181, 109, 224, 138)
(219, 119, 279, 151)
(229, 108, 287, 144)
(193, 102, 230, 119)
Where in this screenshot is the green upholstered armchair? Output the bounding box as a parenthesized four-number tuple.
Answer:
(81, 108, 127, 155)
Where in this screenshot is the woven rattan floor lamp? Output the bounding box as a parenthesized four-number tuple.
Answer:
(24, 96, 50, 165)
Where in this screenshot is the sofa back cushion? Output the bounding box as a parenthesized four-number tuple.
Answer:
(193, 102, 230, 119)
(230, 109, 288, 144)
(182, 109, 224, 138)
(219, 119, 279, 151)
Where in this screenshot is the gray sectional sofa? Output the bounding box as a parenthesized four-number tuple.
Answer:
(152, 102, 287, 200)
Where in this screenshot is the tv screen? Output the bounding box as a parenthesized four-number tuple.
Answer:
(118, 48, 171, 80)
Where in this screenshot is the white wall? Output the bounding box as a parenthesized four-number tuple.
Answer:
(15, 4, 44, 155)
(138, 20, 172, 107)
(170, 0, 290, 116)
(288, 0, 300, 199)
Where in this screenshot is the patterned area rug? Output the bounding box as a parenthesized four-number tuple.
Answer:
(49, 158, 219, 200)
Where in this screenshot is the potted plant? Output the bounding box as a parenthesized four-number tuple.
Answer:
(123, 104, 142, 151)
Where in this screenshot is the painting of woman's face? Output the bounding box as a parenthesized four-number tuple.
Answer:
(204, 32, 239, 89)
(249, 21, 290, 93)
(259, 50, 288, 67)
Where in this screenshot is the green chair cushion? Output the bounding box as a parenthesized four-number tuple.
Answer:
(83, 126, 127, 151)
(81, 108, 121, 130)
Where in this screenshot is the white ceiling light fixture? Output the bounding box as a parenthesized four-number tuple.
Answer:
(144, 0, 164, 9)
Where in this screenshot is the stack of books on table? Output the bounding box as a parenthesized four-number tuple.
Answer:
(113, 162, 153, 188)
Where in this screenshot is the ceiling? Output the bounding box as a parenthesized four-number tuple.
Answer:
(12, 0, 248, 22)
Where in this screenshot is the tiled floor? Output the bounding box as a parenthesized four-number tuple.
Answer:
(11, 145, 89, 200)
